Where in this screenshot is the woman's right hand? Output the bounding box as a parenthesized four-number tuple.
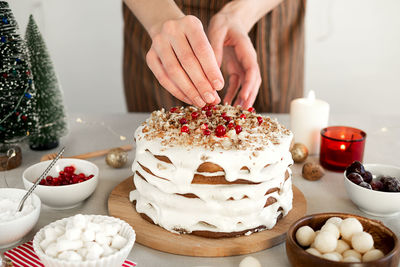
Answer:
(145, 15, 224, 107)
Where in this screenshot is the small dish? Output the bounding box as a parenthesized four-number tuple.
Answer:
(286, 212, 400, 267)
(344, 164, 400, 217)
(0, 188, 41, 248)
(22, 159, 99, 209)
(33, 215, 136, 267)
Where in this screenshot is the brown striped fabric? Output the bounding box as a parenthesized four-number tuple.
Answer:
(123, 0, 305, 113)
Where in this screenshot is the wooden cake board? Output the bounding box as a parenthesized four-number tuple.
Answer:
(108, 176, 307, 257)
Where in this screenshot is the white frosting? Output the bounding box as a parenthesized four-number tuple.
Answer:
(130, 115, 294, 235)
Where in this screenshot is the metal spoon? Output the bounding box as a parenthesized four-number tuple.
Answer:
(17, 146, 65, 212)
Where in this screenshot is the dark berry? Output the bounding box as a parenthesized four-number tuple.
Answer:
(359, 182, 372, 190)
(215, 125, 226, 137)
(179, 118, 187, 125)
(347, 173, 363, 185)
(235, 125, 242, 134)
(345, 161, 365, 176)
(370, 180, 383, 191)
(191, 112, 199, 120)
(381, 176, 400, 192)
(181, 125, 189, 133)
(363, 171, 373, 183)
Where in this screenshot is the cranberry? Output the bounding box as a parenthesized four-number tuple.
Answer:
(347, 173, 363, 185)
(179, 118, 187, 124)
(37, 165, 94, 186)
(257, 116, 263, 125)
(227, 122, 235, 130)
(223, 116, 231, 122)
(200, 123, 208, 130)
(206, 110, 212, 117)
(181, 125, 189, 133)
(240, 114, 246, 119)
(203, 129, 211, 136)
(215, 125, 226, 137)
(345, 161, 365, 176)
(202, 105, 211, 111)
(46, 175, 53, 183)
(191, 112, 199, 120)
(248, 107, 255, 112)
(211, 105, 216, 110)
(64, 166, 75, 173)
(39, 179, 46, 185)
(235, 125, 242, 134)
(221, 112, 227, 117)
(170, 107, 178, 113)
(59, 171, 65, 176)
(72, 176, 80, 184)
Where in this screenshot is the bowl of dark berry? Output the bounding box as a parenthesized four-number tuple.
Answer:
(344, 161, 400, 217)
(23, 159, 99, 209)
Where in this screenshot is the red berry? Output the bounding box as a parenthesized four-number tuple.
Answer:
(201, 123, 208, 130)
(78, 173, 85, 179)
(227, 122, 235, 129)
(59, 171, 65, 176)
(202, 105, 211, 111)
(170, 107, 178, 113)
(21, 115, 27, 121)
(179, 118, 187, 124)
(46, 175, 53, 182)
(191, 112, 199, 120)
(72, 176, 80, 184)
(235, 125, 242, 134)
(248, 107, 255, 113)
(39, 179, 46, 185)
(240, 114, 246, 119)
(257, 116, 263, 125)
(215, 125, 226, 137)
(206, 110, 212, 117)
(223, 116, 231, 122)
(211, 105, 216, 110)
(203, 129, 211, 136)
(181, 125, 189, 133)
(221, 112, 227, 117)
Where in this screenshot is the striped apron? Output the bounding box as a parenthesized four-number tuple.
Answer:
(123, 0, 305, 113)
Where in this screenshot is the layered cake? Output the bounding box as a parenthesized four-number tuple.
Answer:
(130, 104, 293, 238)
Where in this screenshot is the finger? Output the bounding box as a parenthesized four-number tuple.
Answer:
(211, 90, 221, 105)
(208, 26, 227, 68)
(152, 38, 206, 107)
(146, 49, 192, 105)
(169, 33, 217, 103)
(185, 21, 224, 91)
(242, 78, 260, 109)
(223, 74, 241, 105)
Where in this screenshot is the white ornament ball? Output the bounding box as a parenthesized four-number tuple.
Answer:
(314, 231, 338, 253)
(343, 256, 361, 262)
(325, 217, 343, 227)
(322, 253, 340, 261)
(239, 256, 261, 267)
(351, 232, 374, 253)
(339, 218, 363, 241)
(342, 249, 362, 260)
(335, 239, 350, 254)
(321, 223, 340, 239)
(362, 249, 384, 262)
(296, 226, 316, 247)
(305, 248, 321, 257)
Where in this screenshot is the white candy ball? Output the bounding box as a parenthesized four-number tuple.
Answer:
(111, 234, 128, 250)
(342, 249, 362, 260)
(340, 218, 363, 241)
(305, 248, 321, 257)
(362, 249, 384, 262)
(335, 239, 350, 254)
(351, 232, 374, 253)
(239, 256, 261, 267)
(314, 231, 338, 253)
(331, 252, 343, 261)
(325, 217, 343, 227)
(321, 223, 340, 239)
(322, 253, 340, 261)
(343, 256, 361, 262)
(295, 226, 316, 247)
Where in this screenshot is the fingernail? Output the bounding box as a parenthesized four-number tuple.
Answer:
(212, 80, 223, 91)
(183, 97, 192, 104)
(236, 99, 244, 107)
(203, 92, 215, 103)
(194, 96, 206, 107)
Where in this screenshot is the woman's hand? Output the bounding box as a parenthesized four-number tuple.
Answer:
(146, 15, 224, 107)
(207, 1, 263, 109)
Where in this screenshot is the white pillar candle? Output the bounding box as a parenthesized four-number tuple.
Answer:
(290, 91, 330, 155)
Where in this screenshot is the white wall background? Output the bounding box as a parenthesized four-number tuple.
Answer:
(7, 0, 400, 115)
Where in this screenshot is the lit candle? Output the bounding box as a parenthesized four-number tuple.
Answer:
(320, 126, 366, 171)
(290, 91, 330, 154)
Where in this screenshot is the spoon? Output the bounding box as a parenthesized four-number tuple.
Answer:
(17, 147, 65, 212)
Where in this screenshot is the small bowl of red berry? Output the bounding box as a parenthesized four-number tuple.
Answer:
(344, 161, 400, 217)
(22, 159, 99, 209)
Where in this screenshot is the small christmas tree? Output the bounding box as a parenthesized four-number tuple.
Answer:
(0, 1, 37, 147)
(25, 15, 67, 150)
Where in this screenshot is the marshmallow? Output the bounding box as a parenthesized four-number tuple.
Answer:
(103, 223, 119, 236)
(77, 247, 88, 258)
(321, 223, 340, 239)
(40, 238, 54, 250)
(53, 225, 65, 237)
(44, 242, 58, 258)
(86, 242, 104, 260)
(111, 234, 127, 250)
(44, 227, 58, 242)
(58, 251, 82, 261)
(351, 232, 374, 254)
(82, 229, 95, 242)
(95, 232, 112, 245)
(73, 214, 87, 229)
(239, 256, 262, 267)
(314, 231, 337, 253)
(102, 244, 116, 257)
(339, 218, 363, 241)
(362, 249, 384, 262)
(295, 226, 316, 247)
(87, 222, 101, 232)
(65, 227, 81, 241)
(56, 240, 83, 252)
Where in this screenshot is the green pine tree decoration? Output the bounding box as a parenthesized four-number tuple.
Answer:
(0, 1, 37, 147)
(26, 14, 67, 150)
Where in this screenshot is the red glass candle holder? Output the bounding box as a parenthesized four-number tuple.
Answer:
(320, 126, 366, 171)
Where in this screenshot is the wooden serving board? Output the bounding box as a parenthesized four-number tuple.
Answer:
(108, 177, 307, 257)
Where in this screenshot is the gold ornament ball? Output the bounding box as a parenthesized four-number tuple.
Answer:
(290, 143, 309, 163)
(302, 162, 325, 181)
(106, 148, 128, 168)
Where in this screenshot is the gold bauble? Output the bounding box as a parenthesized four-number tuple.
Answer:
(290, 143, 309, 163)
(302, 162, 325, 181)
(106, 148, 128, 168)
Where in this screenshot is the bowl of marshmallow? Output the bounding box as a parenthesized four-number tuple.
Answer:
(33, 214, 136, 267)
(0, 188, 41, 248)
(286, 213, 400, 267)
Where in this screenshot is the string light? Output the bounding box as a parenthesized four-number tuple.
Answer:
(75, 117, 127, 141)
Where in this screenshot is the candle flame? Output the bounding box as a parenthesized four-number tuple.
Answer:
(340, 144, 346, 150)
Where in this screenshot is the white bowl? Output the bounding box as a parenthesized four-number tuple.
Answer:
(33, 215, 136, 267)
(23, 159, 99, 209)
(344, 163, 400, 217)
(0, 188, 41, 248)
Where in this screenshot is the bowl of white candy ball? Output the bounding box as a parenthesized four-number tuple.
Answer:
(0, 188, 41, 248)
(286, 213, 400, 266)
(33, 214, 136, 267)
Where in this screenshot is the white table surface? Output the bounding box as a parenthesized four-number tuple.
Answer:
(1, 112, 400, 267)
